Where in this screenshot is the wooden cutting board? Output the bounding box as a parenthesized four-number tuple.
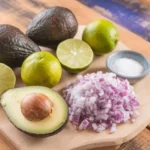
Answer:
(0, 26, 150, 150)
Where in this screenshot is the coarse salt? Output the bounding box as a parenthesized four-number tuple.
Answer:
(112, 58, 143, 76)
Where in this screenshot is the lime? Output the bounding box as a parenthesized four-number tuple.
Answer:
(0, 63, 16, 94)
(82, 20, 118, 55)
(56, 39, 94, 73)
(21, 52, 62, 88)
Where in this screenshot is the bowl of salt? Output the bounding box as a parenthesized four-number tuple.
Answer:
(106, 50, 150, 83)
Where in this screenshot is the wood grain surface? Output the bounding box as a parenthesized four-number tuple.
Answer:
(1, 27, 150, 150)
(0, 0, 150, 58)
(140, 0, 150, 6)
(119, 129, 150, 150)
(0, 0, 150, 150)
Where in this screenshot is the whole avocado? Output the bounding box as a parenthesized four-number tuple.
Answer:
(26, 6, 78, 49)
(0, 25, 40, 68)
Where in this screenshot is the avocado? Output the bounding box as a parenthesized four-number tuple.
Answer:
(26, 6, 78, 49)
(0, 25, 40, 68)
(1, 86, 68, 137)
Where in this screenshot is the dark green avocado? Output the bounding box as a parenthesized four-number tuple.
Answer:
(0, 25, 40, 68)
(1, 86, 68, 137)
(26, 6, 78, 49)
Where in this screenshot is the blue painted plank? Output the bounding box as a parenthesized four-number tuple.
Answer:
(78, 0, 150, 41)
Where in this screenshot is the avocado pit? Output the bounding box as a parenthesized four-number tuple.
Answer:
(21, 93, 53, 121)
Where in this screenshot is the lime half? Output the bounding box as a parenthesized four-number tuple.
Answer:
(56, 39, 94, 73)
(0, 63, 16, 94)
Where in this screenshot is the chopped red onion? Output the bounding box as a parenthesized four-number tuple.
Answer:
(63, 72, 140, 133)
(79, 119, 90, 130)
(110, 123, 116, 133)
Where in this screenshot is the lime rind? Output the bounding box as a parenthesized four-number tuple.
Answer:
(21, 52, 62, 88)
(82, 20, 118, 55)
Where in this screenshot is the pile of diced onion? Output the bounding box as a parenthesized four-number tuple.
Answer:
(63, 72, 140, 133)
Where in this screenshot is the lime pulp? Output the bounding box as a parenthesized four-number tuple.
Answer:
(0, 63, 16, 94)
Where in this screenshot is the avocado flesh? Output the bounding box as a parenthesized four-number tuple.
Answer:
(26, 6, 78, 49)
(1, 86, 68, 136)
(0, 25, 40, 68)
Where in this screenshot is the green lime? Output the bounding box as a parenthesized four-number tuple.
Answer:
(0, 63, 16, 94)
(56, 39, 94, 73)
(82, 20, 118, 55)
(21, 52, 62, 88)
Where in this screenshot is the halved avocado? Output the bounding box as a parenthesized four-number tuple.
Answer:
(1, 86, 68, 137)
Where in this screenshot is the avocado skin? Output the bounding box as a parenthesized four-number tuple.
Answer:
(0, 25, 40, 68)
(26, 6, 78, 49)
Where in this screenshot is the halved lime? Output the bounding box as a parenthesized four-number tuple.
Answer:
(56, 39, 94, 73)
(0, 63, 16, 94)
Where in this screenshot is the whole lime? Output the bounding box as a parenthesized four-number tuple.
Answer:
(82, 20, 118, 55)
(21, 52, 62, 88)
